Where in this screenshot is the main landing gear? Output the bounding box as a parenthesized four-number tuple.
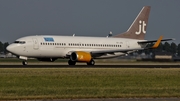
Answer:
(87, 59, 95, 65)
(68, 60, 76, 65)
(68, 59, 95, 65)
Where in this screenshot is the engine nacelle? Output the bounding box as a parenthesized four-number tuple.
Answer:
(70, 51, 92, 62)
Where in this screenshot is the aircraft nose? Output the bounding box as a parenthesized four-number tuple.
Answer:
(6, 44, 14, 53)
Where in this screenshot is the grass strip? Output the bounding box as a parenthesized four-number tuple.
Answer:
(0, 68, 180, 100)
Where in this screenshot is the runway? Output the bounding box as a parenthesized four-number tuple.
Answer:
(0, 64, 180, 68)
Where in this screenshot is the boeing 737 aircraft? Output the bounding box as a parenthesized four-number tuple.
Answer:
(6, 6, 173, 65)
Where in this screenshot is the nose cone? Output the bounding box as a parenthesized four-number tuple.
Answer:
(6, 44, 14, 53)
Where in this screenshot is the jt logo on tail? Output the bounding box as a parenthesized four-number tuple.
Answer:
(112, 6, 150, 40)
(135, 20, 146, 35)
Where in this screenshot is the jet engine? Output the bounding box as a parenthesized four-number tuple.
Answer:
(70, 51, 92, 62)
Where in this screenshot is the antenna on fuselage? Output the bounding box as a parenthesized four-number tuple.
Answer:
(107, 31, 113, 37)
(73, 33, 75, 37)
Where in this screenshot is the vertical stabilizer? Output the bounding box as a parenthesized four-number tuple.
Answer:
(113, 6, 151, 40)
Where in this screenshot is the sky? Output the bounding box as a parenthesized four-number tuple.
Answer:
(0, 0, 180, 43)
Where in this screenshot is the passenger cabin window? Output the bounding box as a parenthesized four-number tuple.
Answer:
(40, 42, 122, 48)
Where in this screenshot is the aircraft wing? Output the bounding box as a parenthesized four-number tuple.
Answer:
(138, 36, 174, 49)
(90, 48, 143, 54)
(91, 36, 174, 55)
(90, 48, 143, 58)
(138, 38, 174, 44)
(66, 36, 174, 58)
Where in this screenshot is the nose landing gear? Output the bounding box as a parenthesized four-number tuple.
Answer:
(22, 61, 28, 65)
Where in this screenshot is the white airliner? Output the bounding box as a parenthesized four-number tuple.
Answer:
(6, 6, 173, 65)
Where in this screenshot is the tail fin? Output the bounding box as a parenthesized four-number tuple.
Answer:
(113, 6, 151, 40)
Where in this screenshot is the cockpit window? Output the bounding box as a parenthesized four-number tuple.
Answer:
(14, 41, 26, 44)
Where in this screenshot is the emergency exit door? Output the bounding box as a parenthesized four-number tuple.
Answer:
(32, 38, 39, 50)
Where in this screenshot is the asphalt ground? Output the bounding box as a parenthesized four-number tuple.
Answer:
(0, 65, 180, 68)
(0, 62, 180, 68)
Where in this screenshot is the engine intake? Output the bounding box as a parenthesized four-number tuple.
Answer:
(70, 51, 92, 62)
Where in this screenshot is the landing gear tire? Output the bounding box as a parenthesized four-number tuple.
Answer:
(22, 61, 28, 65)
(68, 60, 76, 65)
(87, 59, 95, 65)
